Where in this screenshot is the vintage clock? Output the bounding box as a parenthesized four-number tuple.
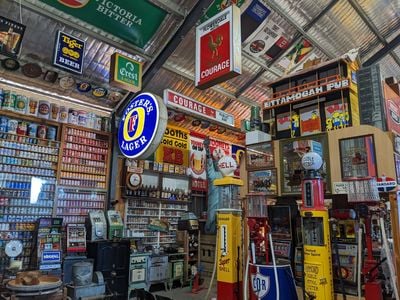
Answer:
(127, 173, 142, 190)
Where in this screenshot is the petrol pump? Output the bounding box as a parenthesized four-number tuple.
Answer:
(300, 152, 334, 300)
(214, 155, 243, 300)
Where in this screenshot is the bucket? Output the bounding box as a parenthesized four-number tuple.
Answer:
(249, 262, 298, 300)
(72, 261, 93, 286)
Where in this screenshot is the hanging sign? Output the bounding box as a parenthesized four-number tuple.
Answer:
(118, 93, 167, 159)
(264, 78, 349, 109)
(110, 53, 142, 92)
(195, 5, 241, 90)
(53, 31, 85, 74)
(0, 16, 26, 57)
(164, 89, 235, 127)
(39, 0, 167, 49)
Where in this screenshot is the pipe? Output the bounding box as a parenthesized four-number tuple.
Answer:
(243, 252, 250, 300)
(269, 232, 280, 300)
(205, 228, 218, 300)
(357, 225, 363, 300)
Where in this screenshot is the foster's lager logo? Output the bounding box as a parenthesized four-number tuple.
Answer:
(119, 93, 165, 159)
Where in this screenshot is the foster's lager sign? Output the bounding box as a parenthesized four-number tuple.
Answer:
(118, 93, 167, 159)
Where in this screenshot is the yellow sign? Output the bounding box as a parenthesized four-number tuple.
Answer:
(216, 211, 242, 283)
(155, 125, 190, 166)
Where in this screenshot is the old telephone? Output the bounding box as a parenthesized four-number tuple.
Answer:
(87, 210, 107, 241)
(106, 210, 124, 239)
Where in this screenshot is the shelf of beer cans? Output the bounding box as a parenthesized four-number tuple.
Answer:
(57, 125, 110, 224)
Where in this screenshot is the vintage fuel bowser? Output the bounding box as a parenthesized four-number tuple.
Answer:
(215, 156, 243, 300)
(301, 152, 334, 300)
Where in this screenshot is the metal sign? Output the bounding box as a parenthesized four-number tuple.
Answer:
(53, 31, 85, 74)
(110, 53, 142, 92)
(0, 16, 26, 57)
(195, 5, 241, 90)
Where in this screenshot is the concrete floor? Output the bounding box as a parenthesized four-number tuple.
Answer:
(150, 278, 217, 300)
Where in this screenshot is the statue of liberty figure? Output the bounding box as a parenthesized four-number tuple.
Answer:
(203, 137, 222, 234)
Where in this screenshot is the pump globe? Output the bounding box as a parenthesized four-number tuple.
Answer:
(301, 152, 323, 170)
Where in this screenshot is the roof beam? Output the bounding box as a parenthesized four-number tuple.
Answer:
(348, 0, 400, 69)
(363, 33, 400, 66)
(303, 0, 339, 31)
(115, 0, 214, 115)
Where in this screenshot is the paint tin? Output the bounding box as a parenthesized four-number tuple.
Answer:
(78, 111, 87, 126)
(3, 90, 16, 111)
(68, 109, 79, 125)
(27, 123, 38, 137)
(38, 101, 50, 119)
(46, 126, 56, 141)
(7, 119, 18, 134)
(14, 95, 27, 114)
(59, 106, 68, 123)
(101, 117, 110, 132)
(0, 116, 8, 132)
(16, 122, 27, 135)
(50, 103, 59, 121)
(94, 116, 102, 130)
(37, 125, 47, 139)
(28, 98, 38, 116)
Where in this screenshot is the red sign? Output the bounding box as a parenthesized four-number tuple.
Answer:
(192, 178, 208, 192)
(195, 5, 241, 90)
(164, 89, 234, 126)
(384, 82, 400, 135)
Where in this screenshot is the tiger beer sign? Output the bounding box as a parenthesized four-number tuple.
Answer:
(195, 5, 241, 90)
(118, 93, 167, 159)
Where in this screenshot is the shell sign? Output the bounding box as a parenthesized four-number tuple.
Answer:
(195, 5, 242, 90)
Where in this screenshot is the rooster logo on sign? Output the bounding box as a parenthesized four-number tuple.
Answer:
(208, 34, 223, 59)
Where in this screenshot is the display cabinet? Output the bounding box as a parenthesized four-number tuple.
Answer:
(57, 125, 111, 224)
(246, 141, 274, 170)
(0, 116, 60, 271)
(279, 133, 330, 194)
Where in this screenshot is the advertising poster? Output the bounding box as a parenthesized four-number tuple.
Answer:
(395, 154, 400, 184)
(155, 125, 190, 167)
(243, 18, 285, 59)
(276, 112, 291, 132)
(188, 135, 207, 180)
(324, 100, 349, 131)
(53, 31, 85, 74)
(209, 138, 231, 161)
(248, 169, 277, 194)
(384, 83, 400, 135)
(0, 16, 25, 57)
(276, 39, 313, 73)
(300, 105, 321, 136)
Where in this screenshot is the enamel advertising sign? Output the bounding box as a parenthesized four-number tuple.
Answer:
(195, 5, 241, 90)
(118, 93, 167, 159)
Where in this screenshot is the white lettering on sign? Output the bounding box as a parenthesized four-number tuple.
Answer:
(120, 62, 138, 80)
(95, 0, 142, 28)
(251, 273, 270, 298)
(200, 59, 230, 79)
(264, 79, 349, 109)
(165, 90, 235, 126)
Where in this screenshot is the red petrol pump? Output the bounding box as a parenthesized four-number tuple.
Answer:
(300, 152, 334, 300)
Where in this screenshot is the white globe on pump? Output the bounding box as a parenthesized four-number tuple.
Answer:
(301, 152, 323, 171)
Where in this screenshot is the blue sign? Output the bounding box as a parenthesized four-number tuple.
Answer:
(118, 93, 167, 159)
(41, 251, 61, 263)
(53, 31, 85, 74)
(245, 0, 271, 23)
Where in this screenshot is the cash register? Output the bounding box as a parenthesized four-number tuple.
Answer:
(106, 210, 124, 239)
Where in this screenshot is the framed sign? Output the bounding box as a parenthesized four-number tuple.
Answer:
(0, 16, 25, 57)
(339, 135, 377, 180)
(53, 31, 85, 74)
(394, 153, 400, 185)
(110, 53, 142, 92)
(248, 169, 277, 195)
(246, 142, 274, 170)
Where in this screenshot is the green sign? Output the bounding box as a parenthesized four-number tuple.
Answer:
(110, 53, 142, 92)
(201, 0, 246, 22)
(39, 0, 167, 49)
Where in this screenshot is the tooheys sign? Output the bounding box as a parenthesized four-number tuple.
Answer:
(118, 93, 167, 159)
(195, 5, 241, 90)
